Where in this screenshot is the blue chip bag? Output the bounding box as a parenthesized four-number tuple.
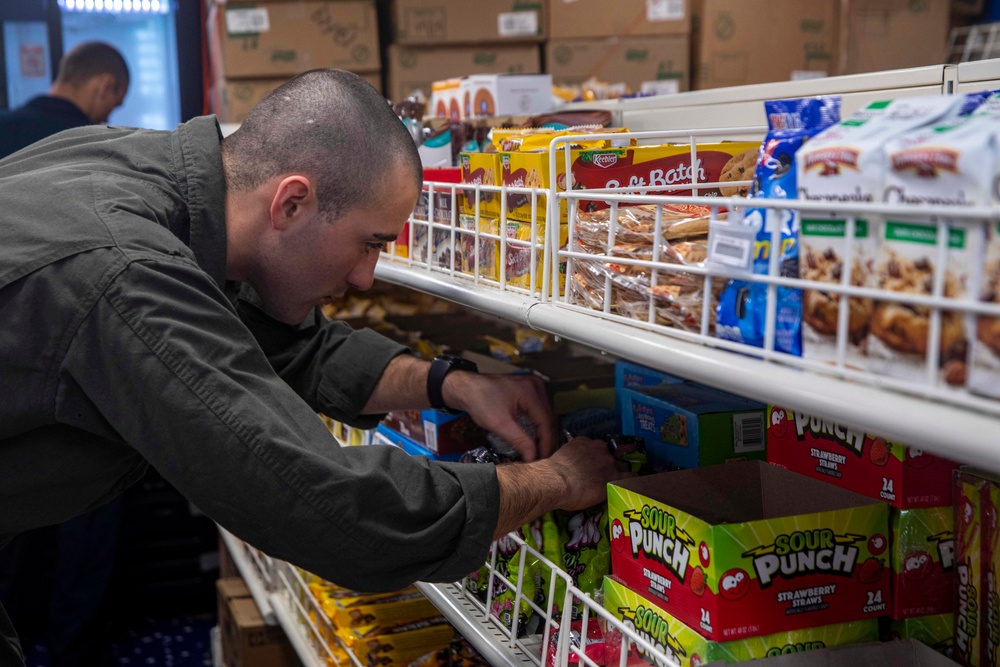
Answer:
(716, 96, 841, 355)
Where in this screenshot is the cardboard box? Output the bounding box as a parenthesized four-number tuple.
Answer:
(766, 406, 958, 509)
(986, 480, 1000, 667)
(460, 74, 553, 118)
(546, 36, 689, 93)
(216, 577, 299, 667)
(607, 461, 891, 641)
(603, 576, 878, 666)
(890, 507, 955, 619)
(208, 1, 380, 79)
(838, 0, 951, 76)
(211, 72, 381, 124)
(619, 383, 766, 469)
(387, 43, 541, 103)
(548, 0, 690, 39)
(391, 0, 547, 44)
(692, 0, 838, 90)
(460, 152, 502, 219)
(375, 423, 471, 461)
(955, 469, 987, 666)
(885, 614, 955, 657)
(615, 359, 684, 389)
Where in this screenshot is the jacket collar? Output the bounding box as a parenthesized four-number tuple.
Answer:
(171, 115, 228, 291)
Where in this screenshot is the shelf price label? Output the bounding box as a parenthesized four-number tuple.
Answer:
(708, 218, 755, 275)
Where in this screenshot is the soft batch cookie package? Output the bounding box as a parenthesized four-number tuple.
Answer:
(794, 92, 1000, 379)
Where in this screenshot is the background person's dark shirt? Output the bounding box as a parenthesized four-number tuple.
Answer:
(0, 96, 90, 159)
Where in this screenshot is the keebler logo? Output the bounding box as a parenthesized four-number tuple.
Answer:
(501, 154, 511, 171)
(742, 529, 865, 587)
(803, 148, 860, 176)
(592, 152, 619, 169)
(621, 506, 694, 583)
(890, 148, 959, 178)
(617, 605, 685, 667)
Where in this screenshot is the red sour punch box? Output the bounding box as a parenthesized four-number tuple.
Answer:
(767, 406, 957, 509)
(608, 461, 890, 642)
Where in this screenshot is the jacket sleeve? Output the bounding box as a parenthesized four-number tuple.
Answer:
(233, 283, 409, 429)
(58, 256, 498, 591)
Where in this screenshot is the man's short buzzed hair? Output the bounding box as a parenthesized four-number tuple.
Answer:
(56, 41, 129, 90)
(221, 69, 422, 221)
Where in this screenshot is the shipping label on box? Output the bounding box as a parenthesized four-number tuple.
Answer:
(956, 470, 987, 666)
(570, 142, 760, 212)
(620, 383, 765, 469)
(604, 576, 878, 666)
(213, 1, 380, 79)
(891, 507, 955, 619)
(767, 406, 957, 509)
(608, 461, 890, 641)
(886, 614, 955, 658)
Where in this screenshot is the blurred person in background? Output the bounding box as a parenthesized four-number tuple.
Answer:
(0, 40, 130, 667)
(0, 40, 129, 159)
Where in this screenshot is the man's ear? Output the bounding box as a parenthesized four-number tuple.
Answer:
(269, 175, 314, 230)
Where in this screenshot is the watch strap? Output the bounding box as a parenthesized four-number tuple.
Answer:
(427, 354, 478, 413)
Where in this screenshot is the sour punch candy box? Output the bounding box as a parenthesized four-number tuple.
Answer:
(607, 461, 890, 641)
(767, 406, 957, 509)
(891, 507, 956, 618)
(956, 469, 987, 666)
(603, 576, 878, 667)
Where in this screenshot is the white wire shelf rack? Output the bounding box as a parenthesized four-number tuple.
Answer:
(377, 125, 1000, 471)
(220, 526, 670, 667)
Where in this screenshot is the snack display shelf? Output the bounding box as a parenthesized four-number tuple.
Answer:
(378, 153, 1000, 472)
(219, 527, 336, 667)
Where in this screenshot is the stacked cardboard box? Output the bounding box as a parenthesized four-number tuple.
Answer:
(690, 0, 951, 90)
(546, 0, 690, 93)
(386, 0, 545, 103)
(207, 0, 382, 123)
(767, 407, 959, 657)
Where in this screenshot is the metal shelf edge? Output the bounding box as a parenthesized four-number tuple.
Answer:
(375, 263, 537, 326)
(415, 583, 535, 667)
(527, 305, 1000, 471)
(219, 527, 275, 624)
(268, 588, 329, 667)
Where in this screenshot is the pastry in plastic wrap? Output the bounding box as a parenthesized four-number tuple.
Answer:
(569, 205, 720, 332)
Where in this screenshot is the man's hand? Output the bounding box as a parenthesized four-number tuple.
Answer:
(492, 437, 631, 539)
(442, 371, 555, 462)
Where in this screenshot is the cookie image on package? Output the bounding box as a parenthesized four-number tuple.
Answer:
(870, 250, 967, 384)
(719, 148, 758, 197)
(802, 246, 872, 343)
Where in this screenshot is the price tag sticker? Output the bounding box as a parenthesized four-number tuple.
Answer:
(225, 8, 269, 35)
(708, 218, 756, 275)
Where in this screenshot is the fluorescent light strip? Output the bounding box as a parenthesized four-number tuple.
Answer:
(58, 0, 169, 12)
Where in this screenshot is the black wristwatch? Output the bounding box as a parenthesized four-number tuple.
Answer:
(427, 354, 479, 413)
